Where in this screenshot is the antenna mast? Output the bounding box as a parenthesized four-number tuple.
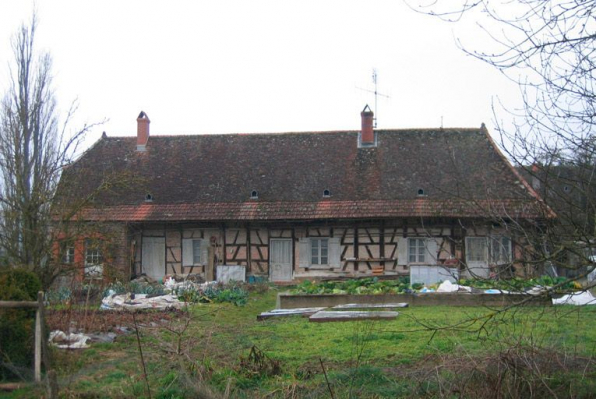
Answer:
(356, 68, 390, 128)
(372, 69, 378, 128)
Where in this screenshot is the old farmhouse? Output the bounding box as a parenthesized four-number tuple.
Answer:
(55, 108, 551, 283)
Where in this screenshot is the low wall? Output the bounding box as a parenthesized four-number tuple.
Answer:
(277, 292, 552, 309)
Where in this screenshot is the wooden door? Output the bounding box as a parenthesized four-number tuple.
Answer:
(142, 237, 165, 281)
(270, 239, 292, 282)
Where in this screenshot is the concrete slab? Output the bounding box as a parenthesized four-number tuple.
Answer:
(332, 303, 409, 310)
(257, 307, 327, 321)
(309, 310, 398, 322)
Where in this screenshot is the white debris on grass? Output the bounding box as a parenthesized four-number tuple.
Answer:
(100, 293, 186, 310)
(525, 285, 549, 296)
(49, 331, 91, 349)
(437, 280, 472, 293)
(552, 291, 596, 306)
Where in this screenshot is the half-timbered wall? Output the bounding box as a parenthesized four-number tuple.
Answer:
(127, 220, 525, 281)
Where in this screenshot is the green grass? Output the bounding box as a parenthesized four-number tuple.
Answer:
(10, 288, 596, 398)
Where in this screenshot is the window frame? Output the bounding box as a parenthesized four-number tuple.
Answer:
(466, 237, 488, 263)
(192, 239, 202, 264)
(489, 235, 512, 265)
(408, 238, 427, 264)
(311, 238, 329, 266)
(61, 242, 75, 264)
(84, 239, 103, 279)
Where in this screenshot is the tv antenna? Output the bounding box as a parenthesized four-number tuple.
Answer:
(356, 68, 391, 128)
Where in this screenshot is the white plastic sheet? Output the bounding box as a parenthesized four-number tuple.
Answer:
(436, 280, 472, 293)
(552, 291, 596, 306)
(437, 280, 458, 292)
(100, 293, 186, 310)
(49, 331, 91, 349)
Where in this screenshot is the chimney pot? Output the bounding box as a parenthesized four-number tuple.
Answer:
(137, 111, 150, 151)
(360, 105, 375, 145)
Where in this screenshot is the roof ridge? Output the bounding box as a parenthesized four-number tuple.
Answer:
(104, 127, 482, 139)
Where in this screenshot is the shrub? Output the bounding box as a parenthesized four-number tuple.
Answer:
(292, 277, 412, 295)
(176, 281, 249, 306)
(0, 268, 42, 381)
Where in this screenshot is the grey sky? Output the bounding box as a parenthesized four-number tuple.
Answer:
(0, 0, 522, 148)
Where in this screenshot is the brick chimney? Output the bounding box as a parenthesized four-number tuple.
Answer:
(360, 105, 375, 146)
(137, 111, 150, 151)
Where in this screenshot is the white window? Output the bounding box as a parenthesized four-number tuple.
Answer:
(62, 243, 75, 264)
(182, 238, 207, 267)
(192, 239, 202, 264)
(85, 240, 102, 265)
(298, 237, 341, 268)
(466, 237, 487, 262)
(311, 238, 329, 265)
(489, 236, 512, 265)
(84, 239, 103, 278)
(408, 238, 426, 263)
(397, 237, 439, 266)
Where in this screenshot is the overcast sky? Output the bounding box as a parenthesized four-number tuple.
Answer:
(0, 0, 522, 149)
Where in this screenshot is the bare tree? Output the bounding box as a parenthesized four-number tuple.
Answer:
(407, 1, 596, 283)
(0, 16, 96, 288)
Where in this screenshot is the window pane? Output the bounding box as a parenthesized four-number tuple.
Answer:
(193, 240, 201, 264)
(490, 236, 511, 264)
(311, 239, 319, 264)
(321, 246, 328, 258)
(62, 244, 74, 264)
(85, 239, 102, 265)
(409, 239, 417, 262)
(408, 238, 426, 263)
(467, 238, 486, 262)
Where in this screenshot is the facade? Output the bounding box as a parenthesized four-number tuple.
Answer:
(55, 109, 551, 282)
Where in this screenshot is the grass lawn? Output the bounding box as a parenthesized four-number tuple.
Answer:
(8, 288, 596, 398)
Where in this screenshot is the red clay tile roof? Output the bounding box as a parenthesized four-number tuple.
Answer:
(58, 128, 550, 221)
(77, 199, 549, 222)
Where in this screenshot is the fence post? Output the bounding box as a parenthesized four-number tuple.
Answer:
(34, 291, 43, 383)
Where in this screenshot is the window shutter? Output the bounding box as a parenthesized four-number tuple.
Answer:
(298, 238, 310, 268)
(182, 238, 193, 266)
(329, 237, 341, 268)
(200, 239, 209, 265)
(426, 239, 438, 264)
(397, 237, 408, 266)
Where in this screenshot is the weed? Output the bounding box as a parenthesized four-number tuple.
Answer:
(238, 346, 282, 378)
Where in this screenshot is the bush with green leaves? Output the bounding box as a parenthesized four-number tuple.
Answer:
(176, 281, 249, 306)
(292, 275, 579, 296)
(292, 277, 411, 295)
(0, 268, 42, 381)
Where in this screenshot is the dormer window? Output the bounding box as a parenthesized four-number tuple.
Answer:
(145, 193, 153, 202)
(323, 189, 331, 198)
(417, 189, 425, 196)
(250, 190, 258, 199)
